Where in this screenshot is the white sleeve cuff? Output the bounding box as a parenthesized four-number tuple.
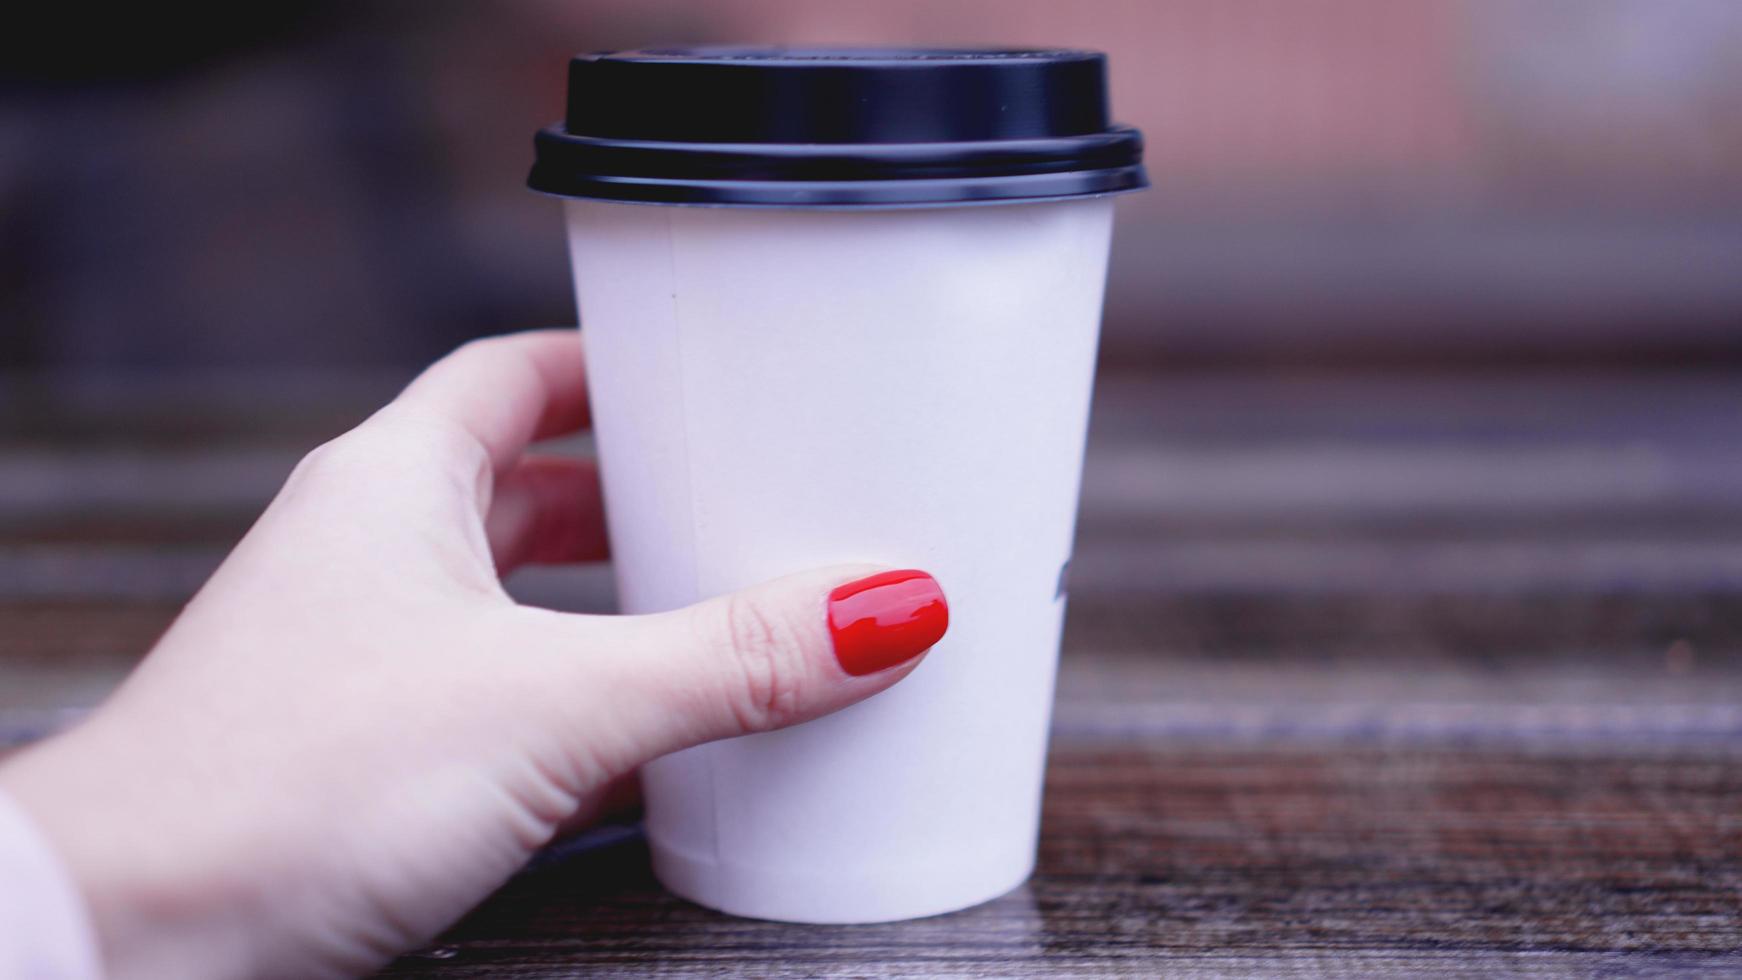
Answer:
(0, 788, 103, 979)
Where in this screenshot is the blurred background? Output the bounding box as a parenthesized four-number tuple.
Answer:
(4, 0, 1742, 736)
(5, 0, 1742, 374)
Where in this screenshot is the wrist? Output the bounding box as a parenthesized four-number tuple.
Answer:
(0, 724, 256, 980)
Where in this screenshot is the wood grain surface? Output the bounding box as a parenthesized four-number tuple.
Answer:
(3, 370, 1740, 976)
(374, 743, 1742, 978)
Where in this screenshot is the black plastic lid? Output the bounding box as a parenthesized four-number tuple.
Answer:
(527, 47, 1147, 208)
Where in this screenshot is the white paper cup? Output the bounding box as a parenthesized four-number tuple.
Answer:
(564, 196, 1114, 922)
(531, 46, 1145, 923)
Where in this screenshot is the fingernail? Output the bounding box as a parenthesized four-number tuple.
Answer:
(828, 569, 949, 676)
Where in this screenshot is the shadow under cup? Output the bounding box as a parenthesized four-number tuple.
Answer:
(529, 46, 1146, 923)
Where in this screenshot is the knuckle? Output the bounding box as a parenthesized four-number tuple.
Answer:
(285, 415, 491, 509)
(289, 431, 368, 483)
(717, 594, 809, 733)
(449, 334, 508, 361)
(374, 409, 492, 478)
(383, 410, 491, 475)
(277, 433, 386, 517)
(442, 334, 524, 376)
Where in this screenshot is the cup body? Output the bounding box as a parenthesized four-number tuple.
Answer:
(565, 196, 1115, 922)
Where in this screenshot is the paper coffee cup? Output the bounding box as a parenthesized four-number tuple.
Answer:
(530, 47, 1146, 923)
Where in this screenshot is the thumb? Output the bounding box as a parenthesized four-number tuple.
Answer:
(520, 565, 949, 770)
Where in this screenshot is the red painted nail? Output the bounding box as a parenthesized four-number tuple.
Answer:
(827, 569, 949, 677)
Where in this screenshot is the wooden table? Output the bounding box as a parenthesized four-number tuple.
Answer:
(4, 370, 1740, 976)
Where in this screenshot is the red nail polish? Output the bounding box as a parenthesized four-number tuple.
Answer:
(828, 569, 949, 676)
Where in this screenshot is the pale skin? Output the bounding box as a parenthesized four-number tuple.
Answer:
(0, 331, 930, 979)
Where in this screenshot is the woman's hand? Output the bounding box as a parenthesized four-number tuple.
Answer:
(0, 331, 944, 979)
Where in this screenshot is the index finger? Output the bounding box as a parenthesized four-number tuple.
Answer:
(387, 330, 590, 472)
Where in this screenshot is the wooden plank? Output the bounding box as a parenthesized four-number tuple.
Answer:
(374, 743, 1742, 978)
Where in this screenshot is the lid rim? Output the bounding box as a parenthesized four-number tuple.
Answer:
(529, 124, 1145, 188)
(530, 45, 1146, 208)
(528, 164, 1149, 208)
(597, 46, 1101, 66)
